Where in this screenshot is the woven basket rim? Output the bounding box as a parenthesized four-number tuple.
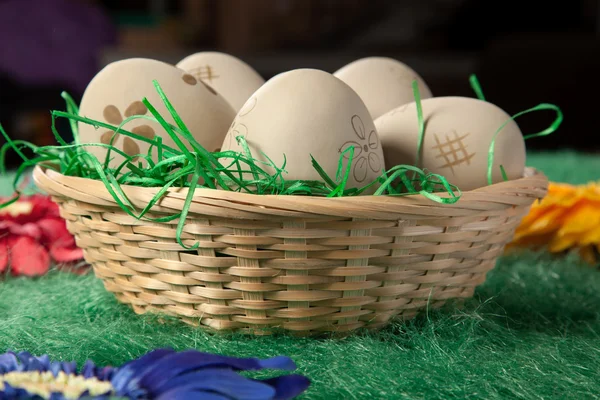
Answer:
(33, 164, 547, 333)
(32, 165, 548, 220)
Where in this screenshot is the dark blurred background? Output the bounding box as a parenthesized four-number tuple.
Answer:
(1, 0, 598, 168)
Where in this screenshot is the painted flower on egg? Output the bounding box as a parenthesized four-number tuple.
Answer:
(339, 115, 382, 182)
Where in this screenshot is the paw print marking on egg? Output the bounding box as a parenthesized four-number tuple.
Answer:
(339, 115, 382, 182)
(99, 101, 156, 161)
(182, 73, 198, 85)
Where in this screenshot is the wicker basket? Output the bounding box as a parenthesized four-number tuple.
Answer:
(33, 165, 548, 335)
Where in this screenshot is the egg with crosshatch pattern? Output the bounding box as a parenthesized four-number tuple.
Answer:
(375, 96, 526, 191)
(177, 52, 265, 113)
(78, 58, 236, 168)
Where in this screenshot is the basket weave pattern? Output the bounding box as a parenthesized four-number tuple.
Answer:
(33, 166, 548, 334)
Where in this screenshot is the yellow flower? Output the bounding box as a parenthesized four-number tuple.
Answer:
(508, 182, 600, 265)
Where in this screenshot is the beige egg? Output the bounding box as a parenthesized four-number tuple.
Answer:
(177, 52, 265, 113)
(375, 97, 526, 191)
(220, 69, 386, 190)
(334, 57, 432, 120)
(78, 58, 236, 167)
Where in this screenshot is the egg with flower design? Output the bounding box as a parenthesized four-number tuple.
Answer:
(78, 58, 236, 168)
(219, 69, 386, 191)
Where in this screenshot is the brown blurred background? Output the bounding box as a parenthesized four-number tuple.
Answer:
(0, 0, 598, 167)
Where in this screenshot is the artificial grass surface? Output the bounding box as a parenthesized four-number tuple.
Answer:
(1, 151, 599, 399)
(1, 253, 598, 399)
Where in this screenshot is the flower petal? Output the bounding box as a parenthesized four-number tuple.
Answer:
(523, 207, 568, 236)
(262, 375, 312, 400)
(137, 351, 296, 392)
(9, 236, 50, 277)
(557, 204, 600, 236)
(0, 352, 18, 373)
(339, 141, 363, 160)
(353, 157, 368, 183)
(48, 360, 78, 378)
(0, 237, 9, 273)
(368, 130, 379, 149)
(351, 115, 366, 140)
(548, 233, 580, 253)
(578, 225, 600, 246)
(16, 351, 50, 372)
(156, 390, 229, 400)
(112, 349, 302, 399)
(111, 348, 176, 393)
(37, 217, 71, 245)
(368, 152, 382, 173)
(7, 222, 42, 240)
(50, 245, 84, 263)
(153, 369, 276, 400)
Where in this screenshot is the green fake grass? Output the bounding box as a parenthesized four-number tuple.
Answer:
(0, 151, 599, 399)
(0, 252, 598, 399)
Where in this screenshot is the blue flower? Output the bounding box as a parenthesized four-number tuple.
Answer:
(0, 349, 310, 400)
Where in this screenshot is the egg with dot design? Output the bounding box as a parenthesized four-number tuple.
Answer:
(78, 58, 235, 167)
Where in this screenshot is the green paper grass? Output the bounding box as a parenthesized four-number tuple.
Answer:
(0, 76, 563, 250)
(0, 80, 460, 249)
(0, 252, 598, 399)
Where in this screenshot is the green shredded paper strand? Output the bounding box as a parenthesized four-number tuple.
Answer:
(0, 76, 564, 247)
(0, 80, 460, 248)
(469, 74, 563, 185)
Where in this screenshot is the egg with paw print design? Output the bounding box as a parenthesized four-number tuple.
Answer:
(375, 97, 526, 191)
(78, 58, 236, 167)
(219, 68, 386, 191)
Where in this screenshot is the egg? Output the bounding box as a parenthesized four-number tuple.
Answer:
(78, 58, 236, 167)
(334, 57, 432, 120)
(220, 69, 385, 190)
(177, 52, 265, 113)
(375, 96, 526, 191)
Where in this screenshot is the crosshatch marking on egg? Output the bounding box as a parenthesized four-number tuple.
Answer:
(238, 97, 257, 116)
(189, 65, 219, 83)
(431, 131, 476, 174)
(182, 74, 198, 85)
(339, 114, 382, 182)
(124, 101, 147, 118)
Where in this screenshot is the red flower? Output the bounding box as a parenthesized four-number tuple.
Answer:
(0, 194, 84, 276)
